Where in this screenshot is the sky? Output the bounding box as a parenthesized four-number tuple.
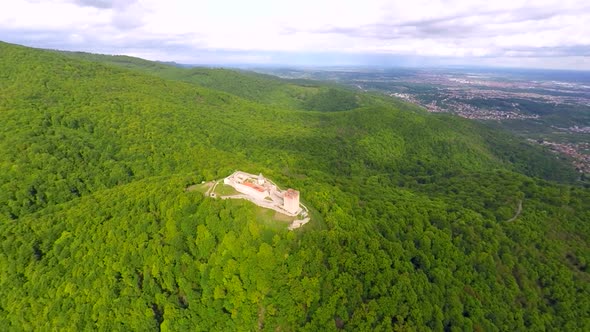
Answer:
(1, 0, 590, 70)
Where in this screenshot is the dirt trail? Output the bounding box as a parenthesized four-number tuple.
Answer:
(506, 200, 523, 222)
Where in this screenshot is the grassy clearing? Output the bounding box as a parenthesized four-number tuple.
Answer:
(255, 206, 293, 232)
(214, 184, 240, 196)
(186, 182, 211, 194)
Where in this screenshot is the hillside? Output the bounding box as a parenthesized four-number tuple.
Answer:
(58, 50, 372, 113)
(1, 41, 589, 331)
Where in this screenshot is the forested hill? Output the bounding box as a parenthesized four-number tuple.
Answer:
(1, 41, 589, 330)
(58, 49, 370, 113)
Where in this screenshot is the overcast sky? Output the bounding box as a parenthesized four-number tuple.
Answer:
(1, 0, 590, 69)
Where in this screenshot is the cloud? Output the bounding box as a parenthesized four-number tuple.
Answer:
(111, 11, 144, 30)
(312, 5, 584, 41)
(70, 0, 145, 30)
(72, 0, 132, 9)
(295, 1, 590, 62)
(501, 45, 590, 58)
(2, 0, 590, 69)
(73, 0, 113, 9)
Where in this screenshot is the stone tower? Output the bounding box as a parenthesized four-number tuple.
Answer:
(283, 189, 300, 214)
(257, 173, 265, 185)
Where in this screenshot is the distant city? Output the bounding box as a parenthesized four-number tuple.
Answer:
(254, 67, 590, 175)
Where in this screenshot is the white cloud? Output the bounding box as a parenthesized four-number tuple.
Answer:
(0, 0, 589, 69)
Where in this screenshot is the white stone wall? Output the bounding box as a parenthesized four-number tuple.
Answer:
(223, 171, 305, 218)
(284, 195, 300, 214)
(234, 183, 268, 201)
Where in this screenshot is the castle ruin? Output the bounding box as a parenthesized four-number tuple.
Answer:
(283, 189, 300, 214)
(223, 171, 302, 216)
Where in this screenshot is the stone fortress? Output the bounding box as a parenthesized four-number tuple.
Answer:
(223, 171, 302, 215)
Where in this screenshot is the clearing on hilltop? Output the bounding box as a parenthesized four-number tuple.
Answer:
(204, 171, 311, 230)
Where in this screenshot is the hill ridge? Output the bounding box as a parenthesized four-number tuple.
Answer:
(0, 41, 588, 331)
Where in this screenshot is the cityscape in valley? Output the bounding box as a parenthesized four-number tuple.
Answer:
(255, 67, 590, 175)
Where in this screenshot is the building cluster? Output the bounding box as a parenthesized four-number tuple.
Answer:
(223, 171, 301, 215)
(559, 126, 590, 134)
(385, 72, 590, 121)
(535, 140, 590, 174)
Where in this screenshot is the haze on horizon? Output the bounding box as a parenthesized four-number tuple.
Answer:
(1, 0, 590, 70)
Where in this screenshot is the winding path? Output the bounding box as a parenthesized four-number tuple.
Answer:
(506, 200, 523, 222)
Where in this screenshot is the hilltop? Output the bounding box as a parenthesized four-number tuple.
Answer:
(58, 49, 372, 112)
(0, 41, 588, 331)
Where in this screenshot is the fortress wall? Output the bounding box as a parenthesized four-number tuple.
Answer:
(234, 183, 268, 200)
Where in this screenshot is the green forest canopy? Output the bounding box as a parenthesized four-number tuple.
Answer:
(0, 41, 588, 331)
